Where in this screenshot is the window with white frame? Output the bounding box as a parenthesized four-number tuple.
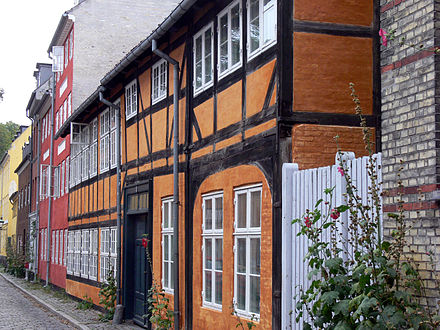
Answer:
(89, 229, 98, 280)
(64, 229, 68, 266)
(202, 192, 223, 309)
(59, 229, 63, 265)
(100, 228, 109, 282)
(64, 41, 68, 68)
(218, 1, 242, 78)
(67, 231, 74, 274)
(100, 110, 110, 173)
(162, 198, 174, 293)
(65, 157, 69, 194)
(40, 230, 44, 260)
(55, 230, 59, 264)
(81, 230, 90, 277)
(53, 166, 60, 198)
(60, 161, 65, 196)
(110, 105, 119, 169)
(74, 230, 81, 276)
(51, 230, 55, 263)
(125, 80, 137, 120)
(234, 185, 261, 317)
(68, 93, 72, 117)
(44, 228, 47, 261)
(90, 119, 98, 177)
(69, 31, 73, 60)
(64, 99, 68, 122)
(247, 0, 277, 59)
(81, 126, 90, 181)
(152, 60, 167, 104)
(194, 24, 214, 94)
(110, 227, 117, 275)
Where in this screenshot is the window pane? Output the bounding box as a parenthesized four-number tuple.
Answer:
(237, 238, 246, 273)
(205, 270, 212, 302)
(204, 199, 212, 230)
(204, 29, 212, 84)
(215, 272, 222, 305)
(263, 3, 276, 43)
(250, 238, 260, 275)
(195, 36, 203, 89)
(139, 192, 148, 209)
(250, 0, 260, 53)
(205, 238, 212, 269)
(231, 4, 241, 66)
(250, 190, 261, 227)
(215, 196, 223, 229)
(170, 260, 174, 289)
(237, 193, 247, 228)
(164, 261, 169, 288)
(237, 274, 246, 310)
(215, 238, 222, 271)
(164, 235, 169, 261)
(164, 202, 169, 228)
(219, 15, 228, 72)
(250, 275, 260, 314)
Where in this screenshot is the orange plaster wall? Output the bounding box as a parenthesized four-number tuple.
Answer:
(246, 60, 276, 118)
(139, 69, 151, 110)
(192, 145, 213, 159)
(139, 115, 150, 158)
(169, 45, 186, 92)
(126, 124, 138, 162)
(294, 0, 373, 26)
(215, 134, 241, 151)
(193, 98, 214, 141)
(192, 165, 272, 329)
(245, 119, 276, 139)
(152, 173, 186, 327)
(110, 175, 117, 208)
(169, 98, 186, 148)
(217, 82, 242, 131)
(292, 124, 376, 169)
(293, 33, 372, 115)
(66, 279, 101, 306)
(151, 109, 168, 153)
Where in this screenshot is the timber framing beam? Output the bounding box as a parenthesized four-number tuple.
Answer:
(293, 20, 373, 38)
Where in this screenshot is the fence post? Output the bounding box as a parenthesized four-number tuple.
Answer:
(282, 163, 298, 329)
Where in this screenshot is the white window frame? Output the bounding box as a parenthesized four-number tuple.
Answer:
(217, 0, 243, 79)
(193, 23, 214, 95)
(90, 119, 98, 177)
(67, 231, 74, 274)
(125, 80, 137, 120)
(74, 230, 81, 276)
(51, 230, 55, 263)
(40, 230, 44, 260)
(55, 230, 59, 264)
(69, 31, 73, 61)
(202, 192, 223, 310)
(81, 230, 90, 278)
(60, 161, 65, 196)
(162, 198, 174, 293)
(110, 103, 119, 169)
(89, 229, 98, 280)
(100, 110, 110, 173)
(233, 184, 262, 319)
(64, 229, 68, 267)
(59, 229, 64, 265)
(110, 227, 117, 279)
(100, 228, 110, 282)
(68, 93, 72, 117)
(247, 0, 277, 60)
(152, 59, 167, 105)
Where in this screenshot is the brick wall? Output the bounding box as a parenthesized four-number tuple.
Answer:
(380, 0, 440, 304)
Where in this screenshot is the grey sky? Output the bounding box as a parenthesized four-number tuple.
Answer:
(0, 0, 74, 125)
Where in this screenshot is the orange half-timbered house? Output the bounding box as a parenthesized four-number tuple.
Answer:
(56, 0, 379, 328)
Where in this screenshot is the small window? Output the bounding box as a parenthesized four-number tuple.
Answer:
(162, 198, 174, 293)
(125, 80, 137, 120)
(100, 110, 110, 173)
(202, 192, 223, 310)
(247, 0, 277, 59)
(81, 230, 90, 278)
(152, 59, 167, 104)
(194, 24, 214, 95)
(69, 31, 73, 60)
(218, 1, 242, 78)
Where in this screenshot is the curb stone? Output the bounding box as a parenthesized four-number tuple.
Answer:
(0, 272, 89, 330)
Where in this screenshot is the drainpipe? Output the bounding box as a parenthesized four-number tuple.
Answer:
(99, 89, 122, 308)
(152, 39, 180, 330)
(34, 112, 42, 279)
(46, 71, 56, 287)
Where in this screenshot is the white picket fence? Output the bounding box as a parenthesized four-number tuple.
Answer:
(281, 152, 382, 329)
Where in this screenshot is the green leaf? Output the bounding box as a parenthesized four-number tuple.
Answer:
(381, 241, 391, 251)
(321, 291, 339, 306)
(333, 300, 350, 316)
(334, 320, 352, 330)
(325, 257, 343, 272)
(336, 205, 349, 213)
(307, 269, 319, 280)
(323, 222, 335, 229)
(315, 199, 323, 208)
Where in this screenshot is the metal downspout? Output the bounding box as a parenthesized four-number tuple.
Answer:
(99, 91, 122, 306)
(46, 72, 55, 287)
(33, 113, 42, 279)
(152, 39, 180, 330)
(27, 116, 34, 279)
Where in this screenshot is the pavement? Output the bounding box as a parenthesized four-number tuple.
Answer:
(0, 271, 141, 329)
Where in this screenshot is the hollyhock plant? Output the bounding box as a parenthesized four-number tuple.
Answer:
(304, 216, 311, 228)
(337, 166, 344, 176)
(379, 28, 388, 46)
(142, 237, 148, 248)
(330, 208, 340, 220)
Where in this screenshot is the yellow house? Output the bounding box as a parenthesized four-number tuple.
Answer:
(0, 126, 31, 258)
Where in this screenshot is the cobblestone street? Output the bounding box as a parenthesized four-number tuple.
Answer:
(0, 275, 73, 329)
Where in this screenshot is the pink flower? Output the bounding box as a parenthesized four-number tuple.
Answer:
(337, 167, 344, 176)
(379, 29, 388, 47)
(330, 209, 340, 220)
(304, 216, 311, 228)
(142, 238, 148, 249)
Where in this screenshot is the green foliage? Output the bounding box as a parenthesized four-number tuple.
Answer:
(0, 121, 20, 157)
(5, 236, 26, 278)
(293, 85, 440, 330)
(77, 295, 94, 310)
(98, 268, 117, 321)
(231, 304, 257, 330)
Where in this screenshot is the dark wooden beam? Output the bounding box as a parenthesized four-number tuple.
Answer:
(279, 112, 378, 127)
(293, 20, 373, 38)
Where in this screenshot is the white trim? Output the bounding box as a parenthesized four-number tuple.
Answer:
(57, 140, 66, 155)
(193, 23, 214, 96)
(162, 197, 174, 294)
(60, 77, 68, 96)
(125, 79, 137, 120)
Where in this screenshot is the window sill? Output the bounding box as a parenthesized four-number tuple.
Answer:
(194, 82, 214, 97)
(247, 39, 276, 63)
(218, 62, 242, 82)
(152, 94, 167, 106)
(202, 303, 222, 312)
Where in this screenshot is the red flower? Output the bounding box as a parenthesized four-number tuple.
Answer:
(304, 216, 311, 228)
(330, 209, 340, 220)
(24, 262, 29, 269)
(379, 28, 388, 47)
(337, 166, 344, 176)
(142, 238, 148, 249)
